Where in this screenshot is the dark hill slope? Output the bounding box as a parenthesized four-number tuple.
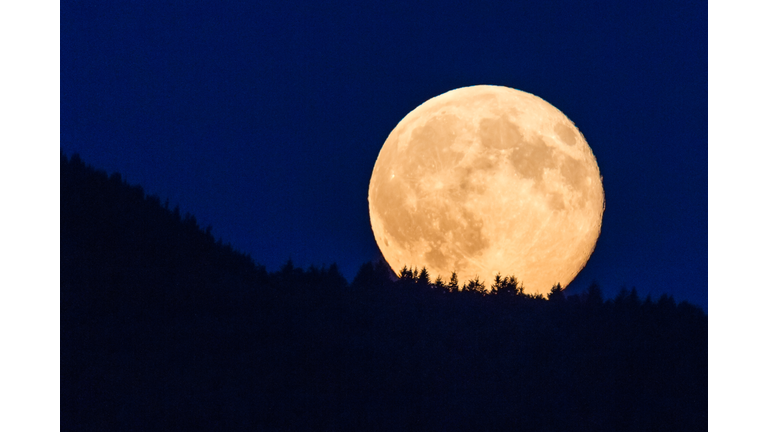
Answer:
(61, 152, 706, 431)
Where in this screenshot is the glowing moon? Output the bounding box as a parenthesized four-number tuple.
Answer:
(368, 85, 604, 295)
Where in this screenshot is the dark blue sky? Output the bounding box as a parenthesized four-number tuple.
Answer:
(60, 1, 707, 309)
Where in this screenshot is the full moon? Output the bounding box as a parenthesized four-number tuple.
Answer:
(368, 85, 604, 295)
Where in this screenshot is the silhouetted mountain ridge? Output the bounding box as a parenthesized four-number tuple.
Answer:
(60, 152, 706, 431)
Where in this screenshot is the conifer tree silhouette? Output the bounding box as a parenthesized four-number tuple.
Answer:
(548, 283, 565, 301)
(433, 275, 446, 291)
(416, 267, 430, 287)
(60, 151, 707, 432)
(447, 271, 460, 292)
(462, 276, 485, 294)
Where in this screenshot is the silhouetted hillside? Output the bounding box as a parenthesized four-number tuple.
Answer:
(61, 152, 707, 431)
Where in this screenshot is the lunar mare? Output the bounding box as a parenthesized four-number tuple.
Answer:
(368, 85, 604, 295)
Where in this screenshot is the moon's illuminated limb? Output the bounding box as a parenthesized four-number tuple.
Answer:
(368, 85, 604, 295)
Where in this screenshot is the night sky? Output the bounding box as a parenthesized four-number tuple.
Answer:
(60, 1, 707, 309)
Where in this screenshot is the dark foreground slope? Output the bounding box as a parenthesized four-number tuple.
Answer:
(61, 153, 707, 431)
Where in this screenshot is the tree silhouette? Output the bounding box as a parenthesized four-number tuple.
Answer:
(416, 267, 430, 287)
(399, 265, 415, 283)
(462, 276, 485, 295)
(586, 281, 604, 307)
(447, 271, 460, 292)
(548, 283, 565, 301)
(433, 275, 446, 291)
(491, 274, 520, 299)
(60, 151, 707, 432)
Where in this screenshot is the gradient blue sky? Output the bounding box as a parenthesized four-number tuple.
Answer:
(60, 1, 707, 309)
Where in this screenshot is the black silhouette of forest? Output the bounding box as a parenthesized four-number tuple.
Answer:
(61, 152, 707, 431)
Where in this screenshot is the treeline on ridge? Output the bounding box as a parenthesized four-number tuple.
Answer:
(60, 151, 707, 432)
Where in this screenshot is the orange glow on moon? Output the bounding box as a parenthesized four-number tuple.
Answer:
(368, 85, 604, 295)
